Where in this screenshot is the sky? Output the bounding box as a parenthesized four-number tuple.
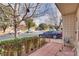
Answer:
(2, 3, 62, 26)
(33, 3, 62, 26)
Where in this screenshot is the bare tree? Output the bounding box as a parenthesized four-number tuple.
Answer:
(0, 3, 50, 38)
(7, 3, 40, 38)
(54, 19, 62, 30)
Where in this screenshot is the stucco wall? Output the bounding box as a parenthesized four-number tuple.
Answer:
(63, 14, 76, 46)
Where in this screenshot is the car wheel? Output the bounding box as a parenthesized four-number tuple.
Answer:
(39, 35, 42, 37)
(53, 35, 57, 39)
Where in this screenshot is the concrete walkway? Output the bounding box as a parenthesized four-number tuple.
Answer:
(29, 39, 75, 56)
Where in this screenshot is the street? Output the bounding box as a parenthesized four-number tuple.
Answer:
(0, 31, 44, 41)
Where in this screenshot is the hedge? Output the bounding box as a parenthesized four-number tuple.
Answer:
(0, 36, 46, 56)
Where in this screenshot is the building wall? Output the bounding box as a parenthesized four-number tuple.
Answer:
(61, 7, 79, 56)
(62, 14, 76, 46)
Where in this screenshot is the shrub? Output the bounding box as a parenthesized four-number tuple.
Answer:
(0, 36, 46, 56)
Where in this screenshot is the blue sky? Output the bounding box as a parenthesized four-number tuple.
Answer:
(3, 3, 61, 26)
(18, 3, 61, 19)
(32, 3, 61, 26)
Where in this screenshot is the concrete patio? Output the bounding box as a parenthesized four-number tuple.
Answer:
(29, 39, 75, 56)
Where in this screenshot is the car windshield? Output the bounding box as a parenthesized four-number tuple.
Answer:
(43, 31, 53, 34)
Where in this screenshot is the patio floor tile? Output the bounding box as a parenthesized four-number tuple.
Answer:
(29, 40, 75, 56)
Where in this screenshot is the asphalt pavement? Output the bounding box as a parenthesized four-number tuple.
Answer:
(0, 31, 44, 41)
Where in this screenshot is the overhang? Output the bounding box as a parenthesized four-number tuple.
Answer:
(56, 3, 79, 16)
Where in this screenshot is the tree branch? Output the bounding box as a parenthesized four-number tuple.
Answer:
(28, 4, 41, 8)
(30, 7, 49, 17)
(26, 3, 39, 19)
(0, 7, 9, 18)
(8, 3, 14, 11)
(21, 3, 28, 20)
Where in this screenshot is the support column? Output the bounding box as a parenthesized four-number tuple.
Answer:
(76, 7, 79, 56)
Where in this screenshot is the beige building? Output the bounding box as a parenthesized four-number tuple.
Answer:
(56, 3, 79, 55)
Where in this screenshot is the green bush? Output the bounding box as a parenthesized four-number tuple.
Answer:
(0, 36, 46, 56)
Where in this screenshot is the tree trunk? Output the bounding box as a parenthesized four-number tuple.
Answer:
(14, 20, 17, 38)
(27, 23, 30, 33)
(13, 3, 18, 39)
(2, 26, 7, 33)
(3, 28, 6, 33)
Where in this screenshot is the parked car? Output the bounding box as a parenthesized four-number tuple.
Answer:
(39, 31, 62, 39)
